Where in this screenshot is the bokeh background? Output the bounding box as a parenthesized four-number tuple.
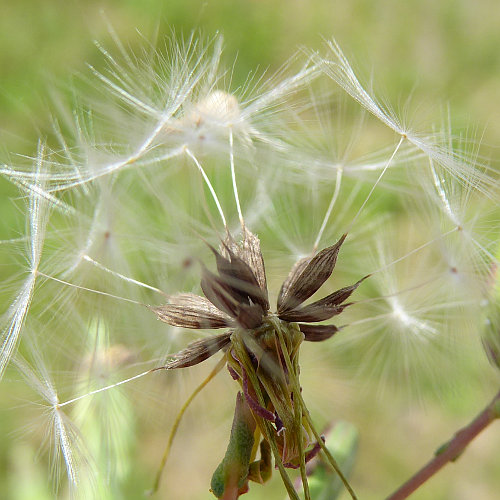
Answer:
(1, 1, 499, 499)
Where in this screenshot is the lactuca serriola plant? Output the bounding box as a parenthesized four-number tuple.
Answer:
(0, 33, 498, 499)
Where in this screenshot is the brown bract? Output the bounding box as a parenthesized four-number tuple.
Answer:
(150, 228, 367, 368)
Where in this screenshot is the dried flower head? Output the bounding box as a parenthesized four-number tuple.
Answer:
(151, 227, 366, 498)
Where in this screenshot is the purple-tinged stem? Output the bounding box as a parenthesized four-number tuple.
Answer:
(386, 389, 500, 500)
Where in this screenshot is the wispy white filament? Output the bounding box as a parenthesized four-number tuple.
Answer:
(0, 274, 36, 377)
(347, 299, 473, 328)
(82, 255, 166, 296)
(241, 62, 319, 120)
(0, 144, 49, 378)
(13, 354, 82, 485)
(37, 272, 144, 306)
(319, 39, 497, 197)
(346, 136, 404, 233)
(52, 146, 186, 192)
(185, 147, 227, 227)
(314, 166, 343, 251)
(370, 227, 459, 276)
(429, 158, 460, 226)
(389, 297, 438, 338)
(59, 369, 154, 408)
(229, 127, 244, 226)
(53, 410, 78, 485)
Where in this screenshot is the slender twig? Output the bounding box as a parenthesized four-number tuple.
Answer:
(386, 388, 500, 500)
(149, 357, 226, 495)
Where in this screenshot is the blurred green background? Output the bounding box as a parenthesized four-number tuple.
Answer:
(0, 1, 499, 499)
(2, 0, 500, 239)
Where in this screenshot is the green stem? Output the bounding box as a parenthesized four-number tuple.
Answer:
(294, 377, 358, 500)
(232, 331, 300, 500)
(274, 320, 358, 498)
(275, 323, 311, 500)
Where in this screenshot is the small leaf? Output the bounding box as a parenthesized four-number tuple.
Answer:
(277, 234, 347, 313)
(151, 293, 232, 329)
(210, 392, 256, 498)
(248, 440, 272, 484)
(165, 333, 231, 369)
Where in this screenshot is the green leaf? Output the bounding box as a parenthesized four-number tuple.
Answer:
(210, 392, 256, 499)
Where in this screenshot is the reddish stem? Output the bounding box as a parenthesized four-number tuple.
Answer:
(386, 389, 500, 500)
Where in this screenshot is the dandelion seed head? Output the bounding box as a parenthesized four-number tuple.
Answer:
(161, 90, 245, 153)
(0, 145, 53, 378)
(315, 39, 499, 200)
(12, 350, 94, 491)
(2, 29, 499, 498)
(187, 90, 241, 127)
(389, 297, 438, 340)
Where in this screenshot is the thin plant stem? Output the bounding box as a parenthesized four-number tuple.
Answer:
(271, 319, 357, 499)
(296, 387, 358, 500)
(274, 324, 311, 500)
(386, 389, 500, 500)
(149, 356, 226, 495)
(231, 331, 300, 500)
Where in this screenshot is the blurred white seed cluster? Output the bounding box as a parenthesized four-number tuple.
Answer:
(0, 34, 498, 498)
